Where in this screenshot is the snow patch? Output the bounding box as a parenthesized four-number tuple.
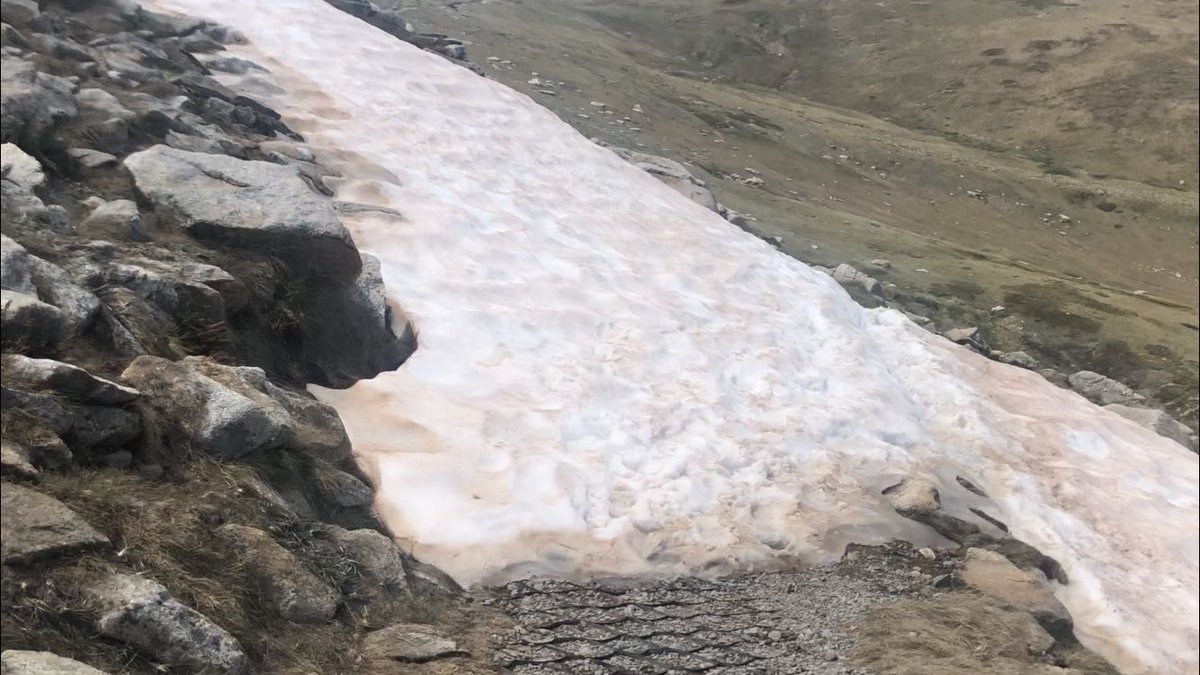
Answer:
(143, 1, 1198, 673)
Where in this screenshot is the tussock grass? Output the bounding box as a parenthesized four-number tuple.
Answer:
(2, 459, 447, 673)
(852, 592, 1118, 674)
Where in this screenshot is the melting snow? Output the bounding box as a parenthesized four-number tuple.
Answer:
(144, 1, 1197, 672)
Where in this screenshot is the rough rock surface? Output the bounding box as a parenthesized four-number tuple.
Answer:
(1104, 403, 1195, 450)
(0, 290, 64, 352)
(1, 56, 78, 147)
(605, 145, 719, 212)
(0, 483, 110, 565)
(831, 263, 883, 296)
(1067, 370, 1145, 406)
(215, 524, 340, 623)
(3, 355, 139, 405)
(83, 573, 249, 674)
(123, 145, 361, 280)
(329, 526, 409, 602)
(961, 547, 1073, 638)
(0, 650, 107, 674)
(118, 355, 348, 459)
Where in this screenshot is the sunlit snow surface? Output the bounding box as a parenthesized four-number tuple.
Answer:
(145, 1, 1197, 671)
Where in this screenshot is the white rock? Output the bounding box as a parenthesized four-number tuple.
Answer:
(1, 142, 44, 191)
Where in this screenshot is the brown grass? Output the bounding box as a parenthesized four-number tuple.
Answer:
(851, 591, 1116, 675)
(1, 459, 450, 674)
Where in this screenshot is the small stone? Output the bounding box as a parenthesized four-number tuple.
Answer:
(997, 351, 1038, 369)
(918, 547, 936, 560)
(884, 478, 941, 514)
(67, 147, 119, 169)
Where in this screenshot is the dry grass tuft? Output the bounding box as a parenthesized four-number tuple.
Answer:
(852, 591, 1113, 675)
(2, 459, 452, 673)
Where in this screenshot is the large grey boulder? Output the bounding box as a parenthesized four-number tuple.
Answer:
(1, 483, 110, 565)
(1068, 370, 1144, 406)
(1104, 404, 1195, 450)
(0, 650, 107, 674)
(119, 356, 290, 459)
(215, 524, 339, 623)
(606, 145, 719, 212)
(118, 355, 350, 460)
(1, 56, 78, 147)
(83, 573, 249, 674)
(123, 145, 361, 280)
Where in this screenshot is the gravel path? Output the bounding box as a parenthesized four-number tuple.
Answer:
(484, 544, 951, 674)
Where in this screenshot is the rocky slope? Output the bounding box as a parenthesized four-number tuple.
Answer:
(0, 0, 1138, 673)
(1, 0, 459, 671)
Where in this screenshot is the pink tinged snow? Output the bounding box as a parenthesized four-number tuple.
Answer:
(143, 1, 1199, 672)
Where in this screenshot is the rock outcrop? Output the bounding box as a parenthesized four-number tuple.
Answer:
(124, 145, 362, 281)
(119, 355, 349, 460)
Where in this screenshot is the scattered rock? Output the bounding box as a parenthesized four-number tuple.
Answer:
(216, 524, 339, 623)
(831, 263, 883, 296)
(0, 650, 107, 674)
(997, 351, 1038, 369)
(943, 326, 988, 354)
(1, 482, 110, 565)
(362, 624, 467, 663)
(1067, 370, 1144, 406)
(83, 573, 249, 674)
(1104, 404, 1195, 450)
